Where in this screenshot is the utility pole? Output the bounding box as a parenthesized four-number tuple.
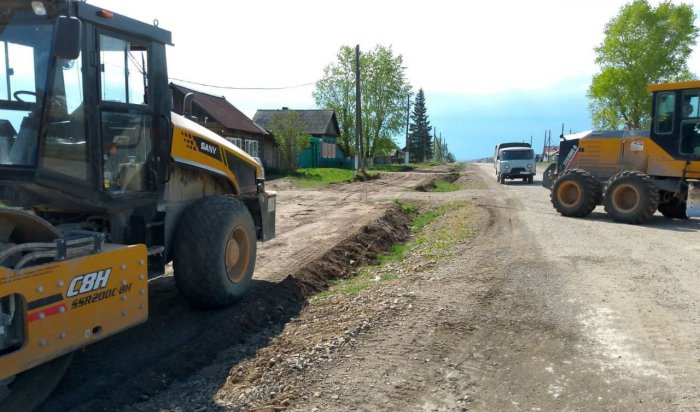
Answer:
(542, 130, 547, 161)
(405, 93, 410, 165)
(354, 45, 362, 176)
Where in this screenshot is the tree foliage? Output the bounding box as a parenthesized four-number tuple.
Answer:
(312, 46, 355, 157)
(314, 45, 411, 160)
(588, 0, 698, 129)
(268, 111, 310, 172)
(408, 89, 432, 162)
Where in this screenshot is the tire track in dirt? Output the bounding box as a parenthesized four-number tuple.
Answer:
(480, 162, 700, 409)
(295, 164, 688, 411)
(38, 170, 442, 412)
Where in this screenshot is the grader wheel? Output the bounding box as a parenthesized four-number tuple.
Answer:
(550, 169, 601, 217)
(0, 209, 72, 412)
(603, 171, 659, 224)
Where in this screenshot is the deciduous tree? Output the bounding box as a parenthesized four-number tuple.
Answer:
(588, 0, 698, 129)
(360, 45, 412, 160)
(268, 111, 310, 172)
(312, 46, 355, 156)
(314, 45, 411, 161)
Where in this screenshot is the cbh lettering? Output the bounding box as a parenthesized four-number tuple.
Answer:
(67, 269, 111, 298)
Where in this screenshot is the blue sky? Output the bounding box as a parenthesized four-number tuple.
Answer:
(93, 0, 700, 161)
(428, 76, 593, 160)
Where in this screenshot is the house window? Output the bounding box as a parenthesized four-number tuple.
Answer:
(227, 137, 242, 149)
(245, 140, 259, 157)
(321, 142, 336, 159)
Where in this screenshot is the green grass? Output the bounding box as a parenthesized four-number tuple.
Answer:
(377, 243, 409, 265)
(427, 180, 463, 192)
(367, 164, 414, 172)
(394, 199, 418, 215)
(284, 168, 380, 188)
(315, 200, 476, 299)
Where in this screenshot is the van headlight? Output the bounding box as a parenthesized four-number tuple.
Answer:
(504, 164, 510, 170)
(527, 164, 532, 169)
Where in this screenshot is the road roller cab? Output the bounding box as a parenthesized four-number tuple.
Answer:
(0, 1, 275, 409)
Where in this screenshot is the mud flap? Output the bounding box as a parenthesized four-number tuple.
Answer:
(687, 182, 700, 217)
(259, 191, 276, 241)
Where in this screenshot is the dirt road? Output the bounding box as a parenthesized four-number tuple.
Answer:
(39, 169, 444, 411)
(42, 163, 700, 411)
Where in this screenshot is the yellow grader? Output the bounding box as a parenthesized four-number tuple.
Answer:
(0, 1, 275, 410)
(544, 81, 700, 224)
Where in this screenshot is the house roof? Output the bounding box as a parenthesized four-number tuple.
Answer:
(170, 83, 268, 136)
(252, 109, 340, 137)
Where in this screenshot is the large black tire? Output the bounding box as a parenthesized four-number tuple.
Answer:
(173, 195, 257, 308)
(658, 191, 689, 219)
(550, 169, 600, 217)
(499, 173, 506, 184)
(0, 354, 73, 412)
(527, 175, 534, 184)
(604, 171, 659, 224)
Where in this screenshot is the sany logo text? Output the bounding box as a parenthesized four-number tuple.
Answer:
(200, 142, 218, 155)
(67, 269, 111, 298)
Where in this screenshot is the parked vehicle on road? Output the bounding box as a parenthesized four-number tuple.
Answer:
(496, 147, 536, 184)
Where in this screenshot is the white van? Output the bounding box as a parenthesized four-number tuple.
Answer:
(494, 142, 531, 172)
(496, 147, 536, 184)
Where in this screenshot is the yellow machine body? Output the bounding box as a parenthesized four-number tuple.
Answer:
(570, 133, 700, 180)
(0, 244, 148, 380)
(170, 113, 264, 195)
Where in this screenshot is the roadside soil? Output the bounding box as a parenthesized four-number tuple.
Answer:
(40, 167, 450, 411)
(43, 163, 700, 411)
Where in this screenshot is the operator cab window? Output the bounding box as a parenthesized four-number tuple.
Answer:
(100, 36, 148, 104)
(40, 54, 88, 180)
(0, 24, 52, 167)
(679, 90, 700, 156)
(654, 92, 675, 135)
(98, 34, 152, 194)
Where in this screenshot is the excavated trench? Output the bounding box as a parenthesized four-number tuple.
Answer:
(415, 172, 461, 192)
(40, 205, 412, 412)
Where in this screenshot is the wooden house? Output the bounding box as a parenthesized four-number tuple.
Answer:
(253, 108, 345, 169)
(170, 83, 279, 169)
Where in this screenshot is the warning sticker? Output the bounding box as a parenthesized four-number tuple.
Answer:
(630, 141, 644, 152)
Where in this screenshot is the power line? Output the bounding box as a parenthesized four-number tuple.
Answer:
(169, 77, 317, 90)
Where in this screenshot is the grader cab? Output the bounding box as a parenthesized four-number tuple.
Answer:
(547, 81, 700, 224)
(0, 1, 275, 409)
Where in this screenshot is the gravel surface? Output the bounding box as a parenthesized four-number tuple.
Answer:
(41, 163, 700, 411)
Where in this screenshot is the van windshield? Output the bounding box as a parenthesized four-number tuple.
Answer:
(501, 150, 533, 160)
